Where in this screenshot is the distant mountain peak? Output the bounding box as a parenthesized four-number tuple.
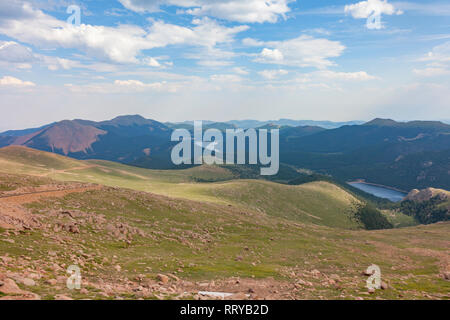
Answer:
(364, 118, 450, 129)
(364, 118, 398, 126)
(107, 115, 149, 125)
(113, 114, 146, 121)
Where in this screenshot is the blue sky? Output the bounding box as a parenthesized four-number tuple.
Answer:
(0, 0, 449, 130)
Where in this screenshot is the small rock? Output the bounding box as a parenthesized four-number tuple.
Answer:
(380, 282, 389, 290)
(45, 279, 58, 286)
(443, 272, 450, 280)
(168, 274, 180, 282)
(362, 269, 374, 276)
(368, 288, 375, 294)
(114, 265, 121, 272)
(157, 274, 169, 284)
(0, 278, 26, 295)
(22, 278, 36, 286)
(311, 269, 321, 277)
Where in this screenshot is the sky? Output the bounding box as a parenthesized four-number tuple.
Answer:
(0, 0, 449, 131)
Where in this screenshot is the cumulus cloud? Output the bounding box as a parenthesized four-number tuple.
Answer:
(119, 0, 292, 23)
(0, 1, 246, 65)
(258, 69, 288, 79)
(0, 41, 34, 63)
(0, 76, 35, 87)
(250, 35, 345, 69)
(0, 40, 118, 72)
(345, 0, 403, 29)
(345, 0, 402, 18)
(260, 48, 284, 61)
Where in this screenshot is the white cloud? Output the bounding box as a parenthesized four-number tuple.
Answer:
(314, 70, 378, 81)
(260, 48, 284, 61)
(421, 41, 450, 64)
(0, 1, 247, 65)
(345, 0, 403, 29)
(210, 74, 243, 82)
(142, 57, 161, 67)
(258, 69, 288, 79)
(0, 40, 118, 72)
(114, 79, 165, 89)
(414, 41, 450, 77)
(65, 79, 179, 93)
(345, 0, 402, 18)
(252, 35, 345, 69)
(232, 67, 249, 75)
(0, 76, 35, 87)
(119, 0, 292, 23)
(413, 68, 450, 77)
(394, 2, 450, 17)
(0, 41, 34, 63)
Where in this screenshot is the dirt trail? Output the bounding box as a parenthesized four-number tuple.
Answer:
(36, 165, 97, 177)
(0, 186, 99, 204)
(0, 186, 100, 229)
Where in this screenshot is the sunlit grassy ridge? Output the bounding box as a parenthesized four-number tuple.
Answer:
(0, 146, 361, 228)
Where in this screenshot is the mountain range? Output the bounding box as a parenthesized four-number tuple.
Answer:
(0, 115, 449, 191)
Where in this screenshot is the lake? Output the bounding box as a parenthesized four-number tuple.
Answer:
(348, 182, 407, 202)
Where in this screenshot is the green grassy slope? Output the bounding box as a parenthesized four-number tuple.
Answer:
(0, 146, 361, 229)
(0, 146, 82, 174)
(0, 173, 448, 299)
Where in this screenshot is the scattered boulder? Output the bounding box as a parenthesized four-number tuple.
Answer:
(22, 278, 36, 287)
(0, 278, 25, 295)
(45, 279, 57, 286)
(311, 269, 321, 277)
(362, 269, 374, 276)
(157, 274, 169, 284)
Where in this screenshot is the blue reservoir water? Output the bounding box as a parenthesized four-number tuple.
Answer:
(348, 182, 407, 202)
